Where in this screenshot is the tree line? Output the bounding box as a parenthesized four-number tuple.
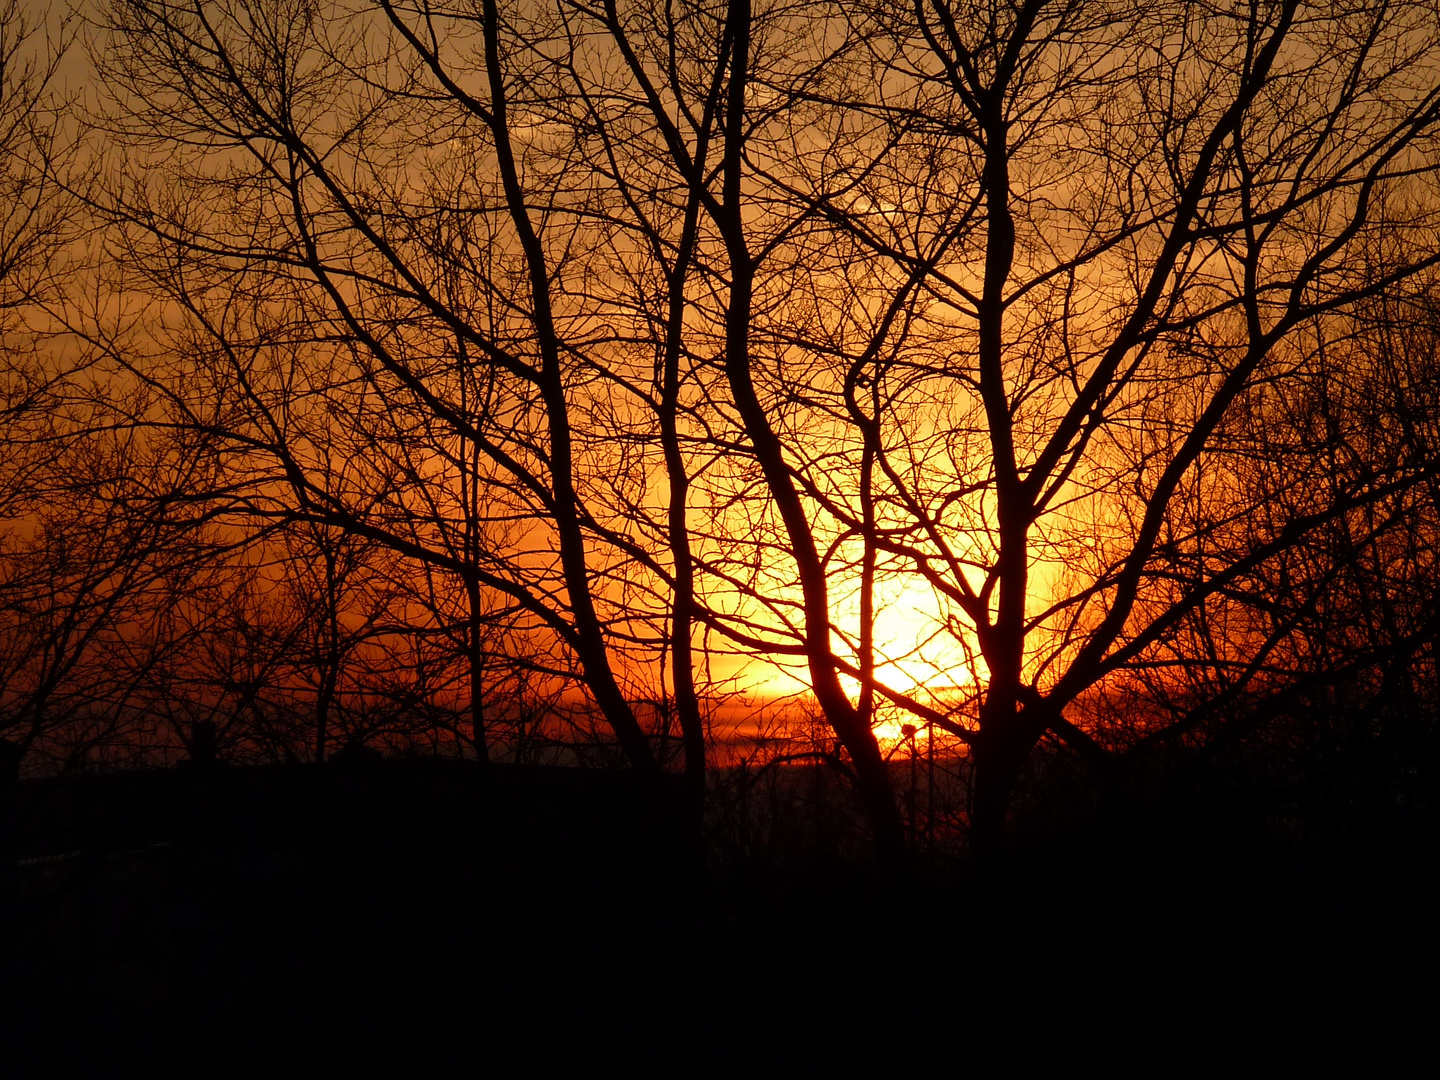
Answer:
(3, 0, 1440, 865)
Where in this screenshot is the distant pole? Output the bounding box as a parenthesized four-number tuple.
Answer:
(902, 724, 918, 844)
(926, 720, 935, 852)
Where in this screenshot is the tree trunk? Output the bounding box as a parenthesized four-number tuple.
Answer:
(466, 577, 488, 766)
(968, 732, 1033, 866)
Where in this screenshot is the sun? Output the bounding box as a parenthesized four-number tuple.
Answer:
(725, 576, 983, 706)
(856, 580, 979, 696)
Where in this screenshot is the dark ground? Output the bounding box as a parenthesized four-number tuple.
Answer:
(2, 757, 1435, 1073)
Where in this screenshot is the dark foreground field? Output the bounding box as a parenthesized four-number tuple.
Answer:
(2, 756, 1436, 1073)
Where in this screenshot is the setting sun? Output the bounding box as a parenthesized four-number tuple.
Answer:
(7, 0, 1439, 1068)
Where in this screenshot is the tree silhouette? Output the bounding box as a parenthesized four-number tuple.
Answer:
(78, 0, 1440, 864)
(817, 0, 1440, 855)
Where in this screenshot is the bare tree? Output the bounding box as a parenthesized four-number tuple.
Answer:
(84, 0, 1440, 869)
(0, 2, 188, 771)
(91, 0, 691, 783)
(0, 422, 224, 769)
(552, 0, 1440, 860)
(817, 0, 1440, 855)
(1, 0, 82, 523)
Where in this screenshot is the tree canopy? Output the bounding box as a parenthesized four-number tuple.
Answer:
(3, 0, 1440, 863)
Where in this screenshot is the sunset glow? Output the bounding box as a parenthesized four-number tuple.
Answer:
(5, 7, 1438, 1061)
